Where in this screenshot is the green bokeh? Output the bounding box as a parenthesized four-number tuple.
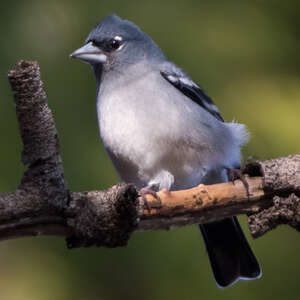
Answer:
(0, 1, 300, 299)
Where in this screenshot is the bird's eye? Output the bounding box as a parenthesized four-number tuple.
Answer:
(89, 36, 124, 52)
(104, 36, 123, 52)
(110, 39, 121, 50)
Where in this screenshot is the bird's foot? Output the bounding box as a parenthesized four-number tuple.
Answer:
(139, 186, 160, 213)
(226, 167, 250, 197)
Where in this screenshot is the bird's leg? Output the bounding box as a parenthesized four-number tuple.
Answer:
(226, 167, 250, 197)
(140, 171, 174, 212)
(139, 184, 160, 213)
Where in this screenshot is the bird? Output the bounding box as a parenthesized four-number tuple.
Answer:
(71, 14, 261, 288)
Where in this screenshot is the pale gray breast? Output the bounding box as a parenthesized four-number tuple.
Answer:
(96, 66, 240, 188)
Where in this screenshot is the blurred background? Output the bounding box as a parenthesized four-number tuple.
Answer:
(0, 0, 300, 299)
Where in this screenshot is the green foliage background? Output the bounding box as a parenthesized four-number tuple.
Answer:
(0, 1, 300, 299)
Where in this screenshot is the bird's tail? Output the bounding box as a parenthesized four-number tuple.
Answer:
(199, 217, 261, 288)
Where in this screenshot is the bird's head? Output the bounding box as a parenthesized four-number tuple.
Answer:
(71, 14, 164, 75)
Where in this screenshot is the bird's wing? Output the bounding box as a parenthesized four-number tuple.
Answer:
(160, 62, 224, 122)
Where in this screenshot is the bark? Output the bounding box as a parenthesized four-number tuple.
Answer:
(0, 60, 299, 248)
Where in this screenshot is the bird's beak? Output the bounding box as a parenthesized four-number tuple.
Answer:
(70, 42, 107, 64)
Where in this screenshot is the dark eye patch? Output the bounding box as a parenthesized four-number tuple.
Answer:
(87, 37, 123, 53)
(86, 38, 99, 47)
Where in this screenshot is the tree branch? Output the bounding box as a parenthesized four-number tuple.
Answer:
(0, 60, 299, 248)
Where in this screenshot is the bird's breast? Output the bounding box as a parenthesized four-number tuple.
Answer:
(95, 71, 240, 188)
(96, 76, 201, 185)
(96, 80, 175, 166)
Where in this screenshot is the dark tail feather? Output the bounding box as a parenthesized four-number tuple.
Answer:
(199, 217, 261, 288)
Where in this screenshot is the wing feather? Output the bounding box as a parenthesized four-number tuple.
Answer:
(160, 63, 224, 122)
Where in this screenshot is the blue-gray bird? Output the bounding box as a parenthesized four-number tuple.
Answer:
(71, 14, 261, 288)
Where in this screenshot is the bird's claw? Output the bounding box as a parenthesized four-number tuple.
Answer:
(139, 187, 160, 213)
(226, 167, 250, 198)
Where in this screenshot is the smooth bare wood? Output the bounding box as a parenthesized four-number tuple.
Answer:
(139, 176, 268, 230)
